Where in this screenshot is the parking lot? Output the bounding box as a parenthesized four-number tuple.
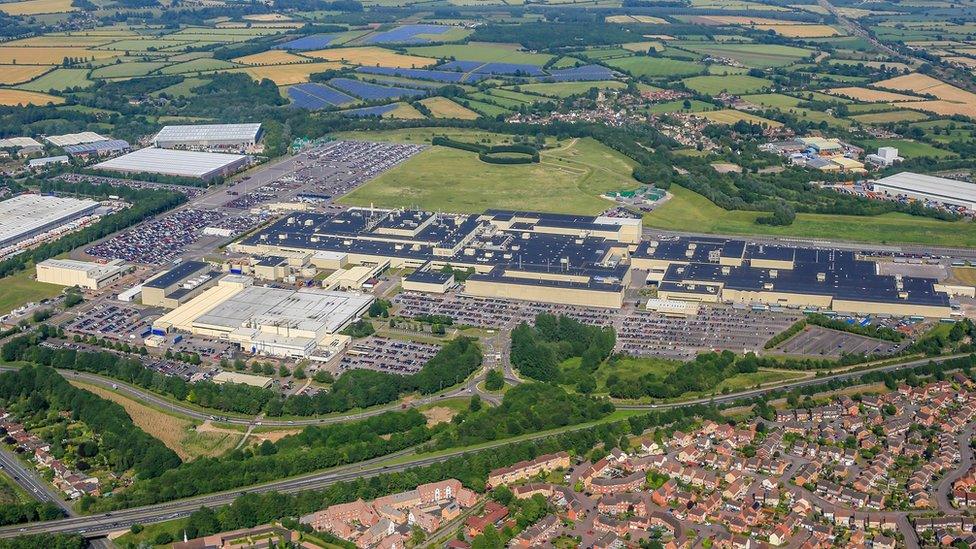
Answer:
(64, 304, 152, 342)
(296, 140, 424, 197)
(336, 336, 441, 375)
(773, 324, 908, 357)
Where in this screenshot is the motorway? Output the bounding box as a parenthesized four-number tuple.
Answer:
(0, 447, 73, 516)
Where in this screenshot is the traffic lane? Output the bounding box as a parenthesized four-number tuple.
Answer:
(0, 448, 74, 515)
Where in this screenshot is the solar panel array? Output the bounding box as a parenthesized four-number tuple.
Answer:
(363, 24, 451, 44)
(329, 78, 426, 101)
(288, 83, 355, 110)
(275, 34, 340, 50)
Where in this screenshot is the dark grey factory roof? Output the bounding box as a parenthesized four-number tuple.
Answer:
(63, 139, 130, 155)
(468, 265, 624, 293)
(405, 270, 453, 284)
(144, 261, 209, 289)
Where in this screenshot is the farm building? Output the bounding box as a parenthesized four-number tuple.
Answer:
(36, 258, 128, 290)
(871, 172, 976, 212)
(152, 123, 263, 151)
(0, 194, 99, 248)
(93, 148, 249, 181)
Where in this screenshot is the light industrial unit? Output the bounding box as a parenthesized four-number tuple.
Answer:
(0, 194, 100, 248)
(36, 259, 128, 290)
(93, 148, 249, 181)
(153, 123, 263, 150)
(141, 261, 215, 308)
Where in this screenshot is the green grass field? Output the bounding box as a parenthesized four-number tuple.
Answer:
(644, 99, 715, 113)
(90, 61, 169, 78)
(679, 42, 813, 68)
(682, 74, 772, 94)
(16, 68, 92, 91)
(850, 110, 930, 124)
(604, 56, 704, 78)
(158, 58, 238, 75)
(459, 98, 510, 117)
(0, 268, 63, 315)
(339, 131, 637, 214)
(509, 80, 626, 97)
(646, 185, 976, 247)
(857, 138, 955, 159)
(405, 42, 552, 65)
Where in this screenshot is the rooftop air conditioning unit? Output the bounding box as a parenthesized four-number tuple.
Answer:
(763, 282, 774, 290)
(287, 217, 295, 224)
(304, 220, 313, 226)
(770, 270, 778, 278)
(721, 266, 730, 275)
(278, 234, 287, 240)
(816, 272, 826, 282)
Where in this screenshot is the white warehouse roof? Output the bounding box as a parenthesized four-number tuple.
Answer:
(93, 147, 247, 179)
(44, 132, 108, 147)
(0, 194, 99, 247)
(0, 137, 42, 148)
(873, 172, 976, 209)
(153, 123, 262, 145)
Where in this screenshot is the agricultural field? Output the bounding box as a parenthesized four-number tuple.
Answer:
(419, 97, 479, 119)
(679, 42, 814, 68)
(235, 62, 343, 85)
(0, 88, 64, 106)
(682, 74, 772, 94)
(16, 68, 92, 91)
(856, 138, 955, 159)
(604, 56, 704, 78)
(305, 46, 435, 68)
(511, 80, 627, 97)
(826, 86, 921, 102)
(0, 0, 74, 15)
(850, 110, 930, 124)
(405, 42, 553, 65)
(0, 46, 116, 64)
(754, 24, 840, 37)
(233, 50, 310, 65)
(698, 109, 782, 126)
(0, 65, 50, 85)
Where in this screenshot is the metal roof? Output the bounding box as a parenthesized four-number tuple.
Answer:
(93, 148, 247, 178)
(63, 139, 130, 155)
(153, 123, 262, 144)
(0, 194, 98, 247)
(44, 132, 107, 147)
(874, 172, 976, 205)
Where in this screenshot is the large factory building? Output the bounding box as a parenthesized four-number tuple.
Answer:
(0, 194, 100, 249)
(233, 208, 639, 308)
(36, 259, 128, 290)
(152, 123, 262, 151)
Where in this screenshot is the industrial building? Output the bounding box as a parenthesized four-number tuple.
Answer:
(27, 156, 69, 169)
(62, 139, 130, 158)
(153, 123, 263, 151)
(865, 146, 902, 168)
(0, 137, 42, 150)
(142, 261, 216, 308)
(871, 172, 976, 212)
(632, 236, 951, 317)
(154, 275, 370, 358)
(36, 259, 128, 290)
(92, 148, 249, 181)
(212, 371, 273, 389)
(0, 194, 100, 249)
(44, 132, 108, 147)
(233, 208, 640, 308)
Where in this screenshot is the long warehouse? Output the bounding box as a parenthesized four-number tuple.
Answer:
(153, 123, 262, 150)
(872, 171, 976, 212)
(93, 147, 249, 181)
(0, 194, 100, 248)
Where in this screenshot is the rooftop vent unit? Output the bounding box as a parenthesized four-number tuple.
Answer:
(287, 217, 295, 224)
(522, 233, 530, 239)
(304, 220, 313, 227)
(278, 234, 287, 240)
(503, 253, 512, 259)
(343, 239, 352, 246)
(512, 245, 520, 251)
(685, 249, 694, 258)
(898, 291, 909, 299)
(721, 266, 730, 275)
(464, 248, 475, 256)
(575, 239, 584, 245)
(770, 270, 778, 279)
(310, 237, 319, 243)
(688, 243, 697, 250)
(395, 244, 403, 250)
(260, 234, 267, 240)
(817, 272, 826, 282)
(763, 282, 774, 290)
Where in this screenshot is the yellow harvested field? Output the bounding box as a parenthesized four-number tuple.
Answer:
(386, 103, 426, 119)
(6, 35, 115, 47)
(0, 0, 74, 15)
(946, 56, 976, 68)
(217, 21, 303, 28)
(304, 46, 436, 68)
(644, 34, 676, 40)
(243, 13, 292, 21)
(698, 109, 783, 127)
(695, 15, 800, 25)
(622, 41, 664, 52)
(754, 24, 840, 37)
(873, 72, 976, 105)
(0, 65, 50, 85)
(420, 97, 478, 119)
(0, 88, 63, 106)
(827, 86, 922, 102)
(605, 15, 668, 23)
(233, 50, 310, 65)
(0, 46, 117, 65)
(900, 100, 976, 119)
(233, 62, 343, 85)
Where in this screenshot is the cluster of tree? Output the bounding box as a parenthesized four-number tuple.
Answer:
(0, 12, 40, 39)
(764, 319, 806, 349)
(470, 22, 644, 50)
(433, 382, 614, 449)
(0, 533, 85, 549)
(279, 336, 482, 416)
(510, 313, 616, 381)
(0, 365, 181, 478)
(340, 319, 375, 338)
(0, 187, 184, 280)
(96, 409, 432, 511)
(431, 136, 540, 163)
(0, 502, 65, 527)
(806, 313, 905, 342)
(606, 351, 759, 400)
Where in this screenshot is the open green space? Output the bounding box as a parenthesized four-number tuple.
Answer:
(90, 61, 170, 78)
(856, 138, 955, 159)
(679, 42, 813, 68)
(604, 56, 704, 78)
(339, 131, 637, 215)
(682, 74, 772, 95)
(645, 185, 976, 247)
(405, 42, 553, 65)
(509, 80, 627, 97)
(16, 68, 93, 91)
(0, 267, 63, 316)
